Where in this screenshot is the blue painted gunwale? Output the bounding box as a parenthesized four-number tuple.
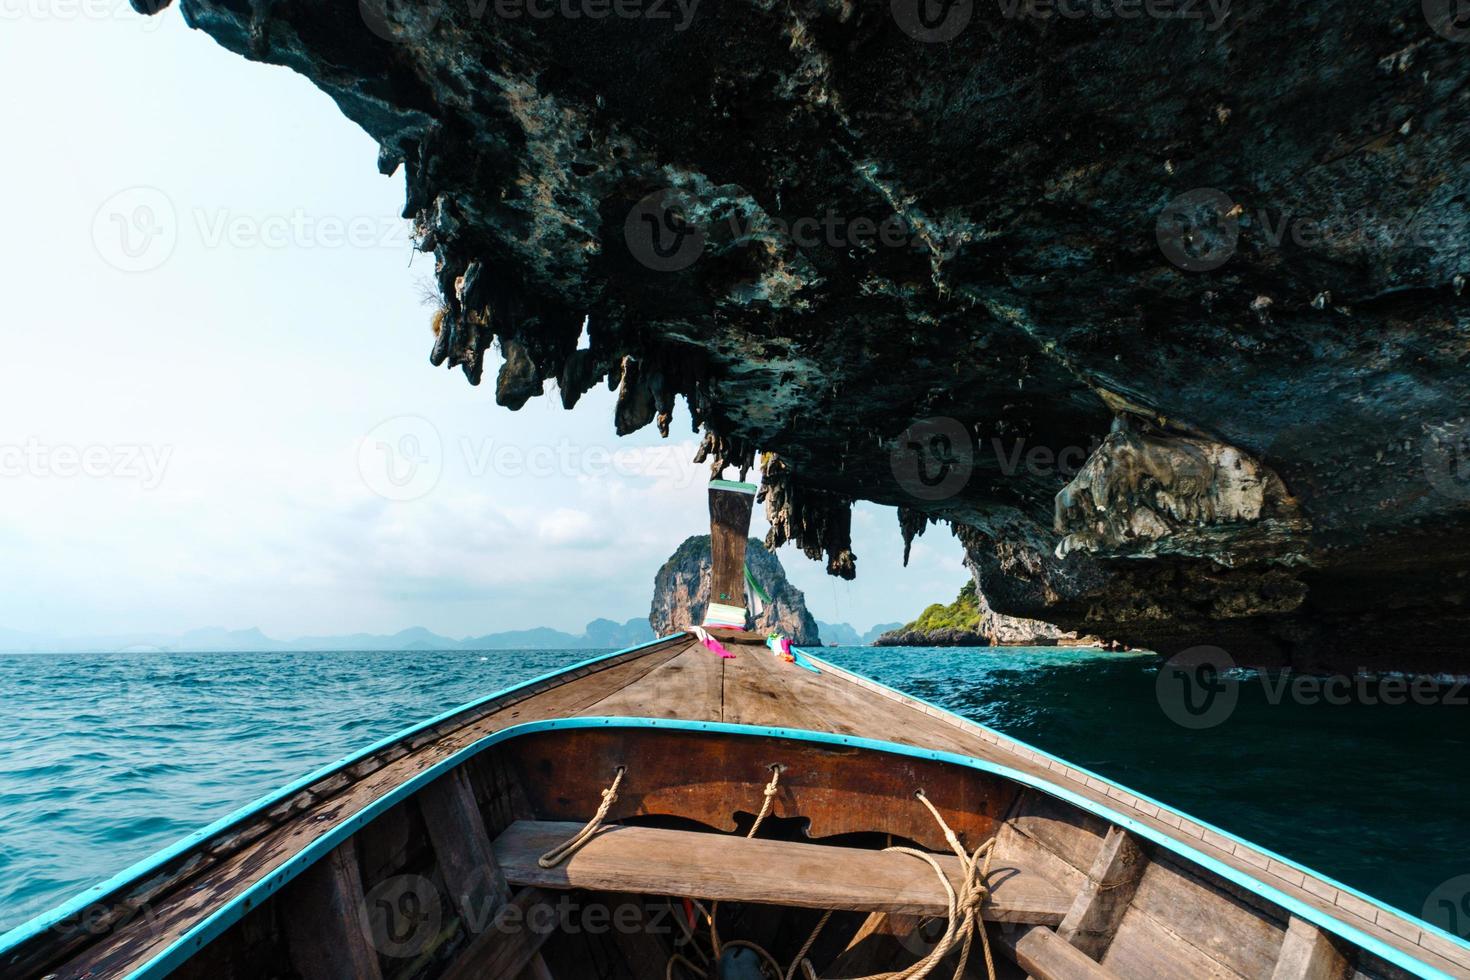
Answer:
(3, 638, 1465, 980)
(0, 635, 678, 965)
(801, 649, 1470, 976)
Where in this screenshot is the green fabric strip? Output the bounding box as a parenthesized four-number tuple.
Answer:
(744, 564, 772, 604)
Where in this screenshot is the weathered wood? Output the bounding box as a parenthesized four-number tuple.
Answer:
(1006, 926, 1122, 980)
(440, 886, 556, 980)
(1056, 826, 1148, 959)
(420, 767, 509, 931)
(1125, 856, 1286, 979)
(280, 838, 383, 980)
(493, 820, 1070, 923)
(1005, 789, 1112, 875)
(583, 644, 724, 721)
(706, 482, 755, 622)
(25, 622, 1470, 980)
(500, 727, 1017, 852)
(1271, 916, 1352, 980)
(420, 763, 557, 980)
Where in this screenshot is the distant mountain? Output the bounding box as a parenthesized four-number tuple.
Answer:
(814, 620, 907, 646)
(0, 618, 658, 653)
(815, 621, 862, 645)
(862, 622, 904, 644)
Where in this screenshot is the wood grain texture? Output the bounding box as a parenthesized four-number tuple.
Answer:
(583, 644, 723, 721)
(1056, 826, 1148, 959)
(1271, 916, 1353, 980)
(280, 838, 384, 980)
(1125, 856, 1286, 979)
(707, 485, 754, 617)
(493, 820, 1070, 922)
(1101, 907, 1252, 980)
(420, 767, 510, 930)
(1010, 926, 1123, 980)
(496, 727, 1018, 852)
(23, 627, 1470, 980)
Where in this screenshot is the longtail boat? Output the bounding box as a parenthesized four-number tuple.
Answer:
(4, 482, 1468, 980)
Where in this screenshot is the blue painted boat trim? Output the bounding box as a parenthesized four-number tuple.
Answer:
(109, 716, 1455, 980)
(798, 649, 1470, 965)
(5, 641, 1463, 980)
(0, 635, 681, 961)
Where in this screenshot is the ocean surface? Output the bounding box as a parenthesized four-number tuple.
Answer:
(1, 646, 1466, 940)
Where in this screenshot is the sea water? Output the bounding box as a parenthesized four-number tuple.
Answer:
(0, 647, 1465, 939)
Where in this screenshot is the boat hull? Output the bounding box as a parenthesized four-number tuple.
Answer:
(3, 636, 1466, 980)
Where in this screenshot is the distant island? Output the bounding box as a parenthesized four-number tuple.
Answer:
(873, 580, 1116, 648)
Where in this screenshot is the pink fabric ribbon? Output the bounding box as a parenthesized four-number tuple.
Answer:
(690, 625, 736, 658)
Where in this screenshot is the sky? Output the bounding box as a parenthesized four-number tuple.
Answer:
(0, 2, 969, 640)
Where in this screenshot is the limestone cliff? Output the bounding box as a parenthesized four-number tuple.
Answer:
(149, 0, 1470, 669)
(650, 536, 820, 645)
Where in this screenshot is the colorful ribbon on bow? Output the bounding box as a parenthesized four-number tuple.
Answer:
(690, 625, 736, 658)
(766, 633, 795, 663)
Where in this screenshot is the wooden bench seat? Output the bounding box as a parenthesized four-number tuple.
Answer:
(492, 821, 1071, 923)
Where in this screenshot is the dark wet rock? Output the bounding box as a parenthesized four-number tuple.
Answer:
(650, 535, 821, 645)
(170, 0, 1470, 670)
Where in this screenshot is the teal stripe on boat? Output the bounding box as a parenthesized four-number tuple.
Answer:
(800, 649, 1470, 967)
(7, 644, 1463, 980)
(108, 716, 1458, 980)
(0, 634, 682, 961)
(708, 479, 757, 493)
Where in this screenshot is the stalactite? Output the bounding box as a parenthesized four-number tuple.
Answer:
(495, 336, 541, 409)
(759, 454, 857, 580)
(897, 507, 935, 567)
(614, 355, 656, 435)
(693, 430, 756, 480)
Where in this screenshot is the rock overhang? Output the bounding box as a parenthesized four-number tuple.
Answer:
(150, 0, 1470, 667)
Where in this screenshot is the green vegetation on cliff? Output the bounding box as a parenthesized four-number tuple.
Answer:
(903, 581, 981, 633)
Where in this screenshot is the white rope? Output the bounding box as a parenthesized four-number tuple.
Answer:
(536, 765, 625, 868)
(787, 791, 996, 980)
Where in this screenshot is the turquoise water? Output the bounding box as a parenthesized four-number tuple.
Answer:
(0, 647, 1466, 940)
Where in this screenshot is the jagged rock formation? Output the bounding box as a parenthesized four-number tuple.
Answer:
(156, 0, 1470, 669)
(874, 580, 1080, 647)
(649, 536, 821, 644)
